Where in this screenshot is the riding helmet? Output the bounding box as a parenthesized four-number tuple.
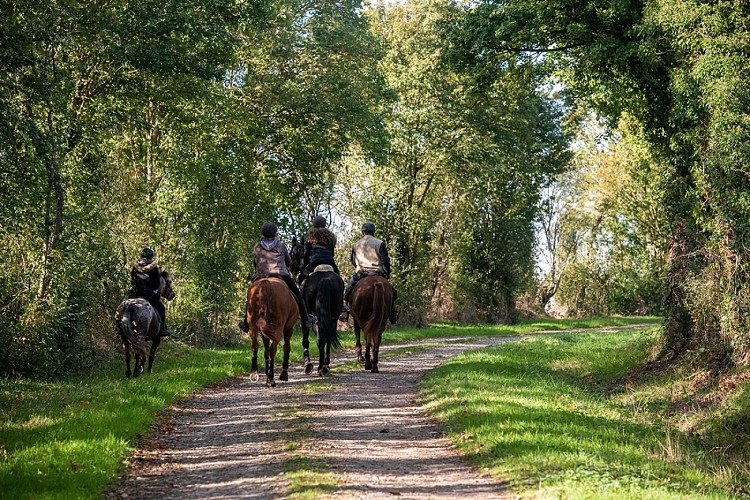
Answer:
(141, 247, 155, 259)
(362, 222, 376, 234)
(261, 221, 278, 238)
(313, 215, 327, 228)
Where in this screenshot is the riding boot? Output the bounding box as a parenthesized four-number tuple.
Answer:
(339, 303, 350, 323)
(160, 321, 173, 337)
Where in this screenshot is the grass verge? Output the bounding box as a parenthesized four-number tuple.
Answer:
(418, 327, 747, 498)
(0, 341, 251, 499)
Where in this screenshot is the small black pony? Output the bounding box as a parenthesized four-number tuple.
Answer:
(302, 266, 344, 376)
(115, 270, 175, 378)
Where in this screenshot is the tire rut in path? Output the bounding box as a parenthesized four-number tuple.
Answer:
(107, 337, 519, 499)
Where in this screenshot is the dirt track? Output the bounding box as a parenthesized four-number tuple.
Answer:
(106, 335, 519, 499)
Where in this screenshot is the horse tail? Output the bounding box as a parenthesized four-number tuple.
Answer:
(120, 303, 147, 360)
(316, 276, 341, 350)
(255, 280, 271, 332)
(120, 306, 138, 345)
(365, 281, 389, 337)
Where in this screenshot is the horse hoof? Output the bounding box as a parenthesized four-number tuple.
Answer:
(358, 355, 365, 363)
(320, 366, 330, 376)
(267, 379, 276, 388)
(280, 371, 288, 381)
(371, 366, 379, 373)
(364, 362, 372, 371)
(250, 372, 259, 382)
(304, 362, 313, 374)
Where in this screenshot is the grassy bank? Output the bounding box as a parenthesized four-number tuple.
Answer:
(0, 316, 659, 498)
(419, 327, 748, 498)
(0, 342, 251, 499)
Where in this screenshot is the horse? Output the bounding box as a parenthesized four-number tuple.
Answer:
(115, 270, 175, 378)
(302, 265, 344, 376)
(289, 237, 305, 278)
(245, 277, 299, 387)
(349, 275, 394, 373)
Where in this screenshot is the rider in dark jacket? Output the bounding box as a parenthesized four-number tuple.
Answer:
(129, 247, 173, 337)
(238, 222, 311, 336)
(297, 215, 340, 283)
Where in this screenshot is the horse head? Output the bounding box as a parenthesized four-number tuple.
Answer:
(159, 270, 176, 301)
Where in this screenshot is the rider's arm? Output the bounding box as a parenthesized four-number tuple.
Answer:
(380, 242, 391, 278)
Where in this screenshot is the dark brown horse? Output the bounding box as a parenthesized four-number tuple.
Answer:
(349, 275, 394, 373)
(302, 267, 344, 376)
(246, 277, 299, 387)
(115, 271, 175, 378)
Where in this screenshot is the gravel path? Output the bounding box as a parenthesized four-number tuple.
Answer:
(106, 335, 518, 499)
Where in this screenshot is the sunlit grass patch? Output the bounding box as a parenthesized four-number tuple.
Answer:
(0, 341, 250, 499)
(419, 327, 740, 499)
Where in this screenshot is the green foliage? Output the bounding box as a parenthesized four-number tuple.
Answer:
(0, 0, 386, 374)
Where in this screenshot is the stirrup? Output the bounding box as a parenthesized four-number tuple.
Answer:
(161, 328, 173, 337)
(307, 314, 318, 325)
(238, 319, 249, 333)
(338, 310, 349, 323)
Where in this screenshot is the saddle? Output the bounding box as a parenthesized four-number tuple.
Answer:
(313, 264, 335, 274)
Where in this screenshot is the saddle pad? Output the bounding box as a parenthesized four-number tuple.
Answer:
(313, 264, 334, 274)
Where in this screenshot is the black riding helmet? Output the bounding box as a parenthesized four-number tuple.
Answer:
(362, 222, 376, 234)
(262, 221, 278, 238)
(313, 215, 327, 228)
(141, 247, 155, 259)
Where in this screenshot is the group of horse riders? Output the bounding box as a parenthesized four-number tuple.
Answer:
(237, 216, 398, 335)
(128, 217, 398, 340)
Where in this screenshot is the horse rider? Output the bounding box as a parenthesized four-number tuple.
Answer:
(297, 215, 341, 284)
(343, 221, 398, 324)
(129, 247, 173, 337)
(238, 222, 311, 337)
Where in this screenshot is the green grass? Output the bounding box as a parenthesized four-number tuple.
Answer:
(0, 341, 252, 499)
(378, 315, 661, 345)
(418, 327, 744, 499)
(0, 316, 661, 499)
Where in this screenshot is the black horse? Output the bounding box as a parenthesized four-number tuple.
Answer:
(302, 266, 344, 376)
(115, 270, 175, 378)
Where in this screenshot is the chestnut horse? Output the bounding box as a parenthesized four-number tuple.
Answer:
(245, 277, 299, 387)
(302, 267, 344, 376)
(115, 271, 175, 378)
(349, 275, 394, 373)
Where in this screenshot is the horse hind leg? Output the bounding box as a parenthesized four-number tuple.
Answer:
(147, 335, 161, 373)
(364, 342, 372, 371)
(371, 342, 380, 374)
(303, 318, 316, 374)
(123, 337, 132, 378)
(250, 333, 260, 383)
(264, 338, 276, 387)
(354, 321, 364, 363)
(280, 330, 292, 382)
(318, 341, 330, 377)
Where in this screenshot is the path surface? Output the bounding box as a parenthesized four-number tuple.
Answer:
(107, 336, 518, 499)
